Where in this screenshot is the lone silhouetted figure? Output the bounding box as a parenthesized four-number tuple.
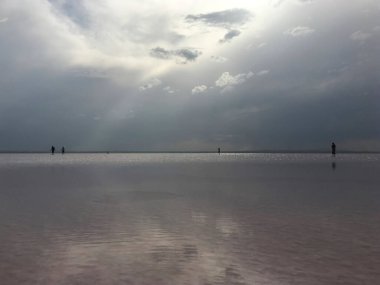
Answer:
(61, 147, 65, 154)
(51, 145, 55, 155)
(331, 142, 336, 157)
(218, 147, 221, 155)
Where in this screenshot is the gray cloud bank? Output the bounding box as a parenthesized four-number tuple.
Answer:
(186, 9, 252, 28)
(220, 30, 241, 43)
(150, 47, 202, 63)
(0, 1, 379, 152)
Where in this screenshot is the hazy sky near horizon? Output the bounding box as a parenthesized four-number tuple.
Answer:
(0, 0, 379, 151)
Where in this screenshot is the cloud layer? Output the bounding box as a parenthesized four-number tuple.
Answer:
(0, 0, 379, 151)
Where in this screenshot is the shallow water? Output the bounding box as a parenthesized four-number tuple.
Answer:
(0, 153, 380, 284)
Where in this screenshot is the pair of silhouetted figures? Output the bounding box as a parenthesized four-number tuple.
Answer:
(51, 146, 65, 154)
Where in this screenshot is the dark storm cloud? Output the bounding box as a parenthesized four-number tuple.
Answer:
(150, 47, 202, 63)
(219, 30, 241, 43)
(185, 9, 252, 28)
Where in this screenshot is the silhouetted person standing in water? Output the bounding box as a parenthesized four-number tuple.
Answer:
(51, 145, 55, 155)
(331, 142, 336, 157)
(61, 147, 65, 154)
(218, 147, 221, 155)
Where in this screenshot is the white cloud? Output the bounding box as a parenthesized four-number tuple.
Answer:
(216, 72, 243, 87)
(350, 31, 372, 41)
(139, 78, 162, 91)
(215, 71, 254, 87)
(0, 17, 8, 23)
(215, 71, 254, 93)
(192, 85, 208, 94)
(285, 26, 315, 37)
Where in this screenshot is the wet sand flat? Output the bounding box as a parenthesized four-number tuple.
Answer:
(0, 153, 380, 284)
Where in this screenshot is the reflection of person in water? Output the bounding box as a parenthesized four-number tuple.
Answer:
(331, 142, 336, 157)
(51, 145, 55, 155)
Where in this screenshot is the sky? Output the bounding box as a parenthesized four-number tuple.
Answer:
(0, 0, 379, 152)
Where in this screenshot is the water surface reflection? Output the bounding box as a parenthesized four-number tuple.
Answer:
(1, 154, 380, 284)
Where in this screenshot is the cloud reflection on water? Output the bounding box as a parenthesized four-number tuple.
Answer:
(1, 153, 380, 284)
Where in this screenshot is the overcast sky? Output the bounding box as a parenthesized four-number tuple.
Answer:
(0, 0, 379, 151)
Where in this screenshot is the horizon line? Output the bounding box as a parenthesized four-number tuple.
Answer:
(0, 150, 379, 154)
